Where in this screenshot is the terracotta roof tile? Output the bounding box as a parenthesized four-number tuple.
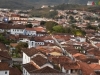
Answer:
(0, 42, 8, 51)
(32, 66, 61, 73)
(0, 51, 12, 60)
(30, 37, 44, 42)
(23, 63, 37, 73)
(33, 27, 45, 32)
(0, 62, 9, 70)
(10, 43, 18, 47)
(64, 62, 80, 70)
(22, 47, 39, 57)
(50, 56, 72, 65)
(77, 61, 96, 75)
(31, 55, 47, 66)
(9, 67, 22, 75)
(89, 64, 100, 70)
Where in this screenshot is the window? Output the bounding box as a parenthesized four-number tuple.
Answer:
(5, 71, 7, 74)
(32, 42, 34, 45)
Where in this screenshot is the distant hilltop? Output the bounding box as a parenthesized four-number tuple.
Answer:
(0, 0, 98, 9)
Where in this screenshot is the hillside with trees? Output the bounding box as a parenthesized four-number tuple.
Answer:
(0, 0, 98, 9)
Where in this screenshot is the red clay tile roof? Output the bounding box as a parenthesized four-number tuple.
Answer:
(32, 66, 61, 73)
(8, 34, 18, 40)
(0, 42, 8, 51)
(23, 63, 37, 73)
(89, 64, 100, 70)
(30, 37, 44, 42)
(49, 56, 73, 65)
(33, 27, 45, 32)
(0, 23, 25, 29)
(9, 67, 22, 75)
(0, 62, 9, 70)
(53, 35, 70, 41)
(0, 51, 12, 60)
(31, 55, 47, 66)
(64, 62, 80, 70)
(11, 25, 26, 29)
(64, 46, 79, 55)
(25, 28, 35, 31)
(22, 47, 40, 57)
(87, 49, 100, 57)
(11, 14, 20, 17)
(36, 46, 62, 54)
(74, 53, 98, 63)
(77, 61, 96, 75)
(10, 43, 18, 47)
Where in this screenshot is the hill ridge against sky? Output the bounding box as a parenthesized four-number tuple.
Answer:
(0, 0, 97, 9)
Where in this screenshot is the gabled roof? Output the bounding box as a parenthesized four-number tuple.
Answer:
(10, 43, 18, 48)
(42, 36, 53, 40)
(0, 51, 12, 60)
(0, 23, 25, 29)
(9, 67, 22, 75)
(23, 63, 37, 73)
(49, 56, 72, 65)
(36, 46, 62, 54)
(89, 64, 100, 70)
(31, 55, 47, 66)
(0, 62, 9, 70)
(22, 47, 40, 57)
(64, 46, 79, 55)
(33, 27, 45, 32)
(32, 66, 60, 73)
(11, 14, 20, 17)
(64, 62, 80, 70)
(77, 61, 96, 75)
(0, 23, 12, 29)
(17, 34, 30, 39)
(25, 28, 35, 31)
(30, 37, 44, 42)
(11, 25, 25, 29)
(7, 34, 18, 40)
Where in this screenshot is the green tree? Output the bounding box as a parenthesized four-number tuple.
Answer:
(45, 21, 58, 32)
(25, 24, 32, 28)
(40, 21, 46, 26)
(69, 16, 74, 20)
(46, 10, 58, 18)
(86, 23, 98, 30)
(0, 33, 10, 44)
(16, 42, 28, 50)
(69, 16, 77, 23)
(53, 25, 65, 33)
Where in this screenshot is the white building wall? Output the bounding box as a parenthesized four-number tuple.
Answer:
(0, 70, 9, 75)
(62, 66, 66, 73)
(35, 42, 44, 46)
(37, 34, 44, 37)
(23, 52, 30, 64)
(23, 68, 30, 75)
(44, 40, 54, 43)
(28, 41, 35, 48)
(25, 30, 36, 36)
(19, 38, 29, 43)
(10, 29, 25, 35)
(79, 38, 86, 42)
